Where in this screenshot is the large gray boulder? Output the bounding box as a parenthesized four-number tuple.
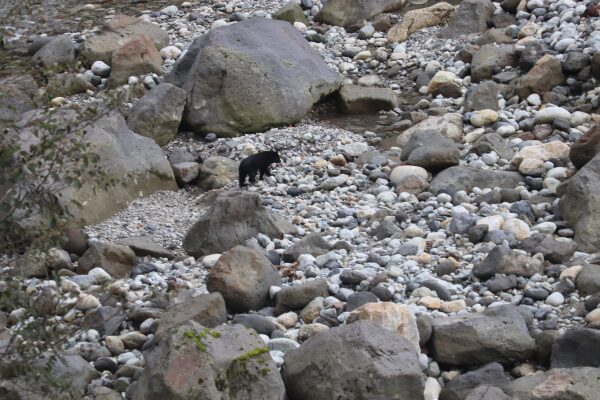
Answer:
(82, 14, 169, 65)
(207, 246, 281, 313)
(338, 84, 398, 114)
(166, 18, 341, 136)
(127, 83, 186, 146)
(6, 109, 177, 229)
(283, 320, 425, 400)
(182, 191, 295, 257)
(559, 153, 600, 252)
(428, 166, 523, 194)
(316, 0, 406, 27)
(440, 362, 510, 400)
(282, 233, 330, 262)
(430, 305, 536, 366)
(197, 156, 239, 190)
(133, 322, 285, 400)
(576, 264, 600, 296)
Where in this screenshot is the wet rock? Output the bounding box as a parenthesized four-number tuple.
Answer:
(232, 313, 278, 335)
(45, 73, 95, 98)
(197, 156, 238, 190)
(283, 320, 425, 400)
(396, 113, 463, 148)
(207, 245, 281, 313)
(469, 132, 514, 160)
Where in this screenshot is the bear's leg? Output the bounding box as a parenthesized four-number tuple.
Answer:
(259, 166, 268, 180)
(249, 169, 257, 183)
(239, 172, 247, 187)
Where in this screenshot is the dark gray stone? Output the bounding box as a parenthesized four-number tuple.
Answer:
(429, 167, 523, 195)
(283, 320, 425, 400)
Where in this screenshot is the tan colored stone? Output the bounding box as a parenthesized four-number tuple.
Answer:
(109, 34, 162, 86)
(346, 302, 420, 350)
(560, 265, 583, 281)
(441, 299, 467, 313)
(418, 296, 443, 310)
(512, 141, 570, 168)
(388, 2, 456, 43)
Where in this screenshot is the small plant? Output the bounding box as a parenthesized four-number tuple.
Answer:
(184, 327, 221, 352)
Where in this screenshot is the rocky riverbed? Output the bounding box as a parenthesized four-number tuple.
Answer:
(3, 0, 600, 399)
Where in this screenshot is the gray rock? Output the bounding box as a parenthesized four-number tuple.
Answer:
(182, 191, 295, 257)
(428, 167, 523, 194)
(155, 292, 227, 341)
(472, 246, 544, 280)
(81, 306, 126, 336)
(372, 216, 402, 239)
(45, 73, 96, 98)
(440, 0, 496, 38)
(465, 386, 511, 400)
(576, 264, 600, 296)
(401, 130, 460, 172)
(346, 291, 379, 312)
(505, 367, 600, 400)
(485, 275, 518, 293)
(440, 362, 510, 400)
(464, 81, 499, 112)
(469, 132, 514, 160)
(559, 153, 600, 252)
(518, 40, 548, 71)
(315, 0, 405, 27)
(172, 161, 200, 183)
(562, 52, 590, 75)
(430, 305, 536, 366)
(197, 156, 239, 190)
(273, 2, 308, 25)
(207, 245, 281, 313)
(232, 314, 278, 335)
(167, 19, 341, 136)
(32, 35, 75, 69)
(570, 122, 600, 169)
(275, 279, 329, 315)
(117, 237, 175, 259)
(471, 45, 517, 83)
(551, 327, 600, 368)
(78, 242, 137, 278)
(283, 233, 330, 262)
(0, 75, 38, 124)
(127, 83, 186, 146)
(82, 14, 169, 65)
(283, 320, 425, 400)
(339, 85, 398, 114)
(517, 234, 576, 264)
(134, 322, 285, 400)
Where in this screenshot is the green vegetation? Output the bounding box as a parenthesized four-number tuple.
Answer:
(184, 328, 221, 352)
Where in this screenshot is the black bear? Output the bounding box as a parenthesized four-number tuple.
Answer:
(238, 150, 281, 187)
